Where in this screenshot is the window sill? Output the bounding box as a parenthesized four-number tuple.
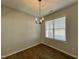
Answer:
(45, 37, 67, 43)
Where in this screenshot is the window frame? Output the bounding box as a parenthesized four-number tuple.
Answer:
(45, 16, 66, 42)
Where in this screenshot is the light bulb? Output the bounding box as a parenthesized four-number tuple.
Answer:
(35, 17, 44, 24)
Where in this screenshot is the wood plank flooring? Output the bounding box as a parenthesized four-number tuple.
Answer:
(3, 44, 76, 59)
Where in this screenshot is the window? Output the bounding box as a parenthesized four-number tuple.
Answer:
(45, 16, 66, 41)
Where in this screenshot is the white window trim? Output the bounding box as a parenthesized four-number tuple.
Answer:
(45, 16, 66, 42)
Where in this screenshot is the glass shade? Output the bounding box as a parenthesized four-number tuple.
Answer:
(35, 17, 44, 24)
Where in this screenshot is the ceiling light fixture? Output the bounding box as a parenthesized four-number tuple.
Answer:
(35, 0, 44, 24)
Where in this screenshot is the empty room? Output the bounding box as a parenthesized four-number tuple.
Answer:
(1, 0, 78, 59)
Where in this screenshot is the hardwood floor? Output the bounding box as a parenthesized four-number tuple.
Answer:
(3, 44, 76, 59)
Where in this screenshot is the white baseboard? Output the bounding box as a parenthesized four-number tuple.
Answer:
(2, 42, 77, 59)
(41, 42, 77, 58)
(2, 42, 41, 58)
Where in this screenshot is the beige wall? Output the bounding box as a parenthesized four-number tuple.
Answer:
(41, 3, 78, 57)
(1, 6, 41, 56)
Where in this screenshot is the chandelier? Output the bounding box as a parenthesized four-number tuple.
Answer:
(35, 0, 44, 24)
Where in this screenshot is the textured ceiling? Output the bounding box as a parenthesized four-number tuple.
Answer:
(2, 0, 77, 17)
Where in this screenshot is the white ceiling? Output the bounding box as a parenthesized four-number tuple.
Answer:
(2, 0, 77, 17)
